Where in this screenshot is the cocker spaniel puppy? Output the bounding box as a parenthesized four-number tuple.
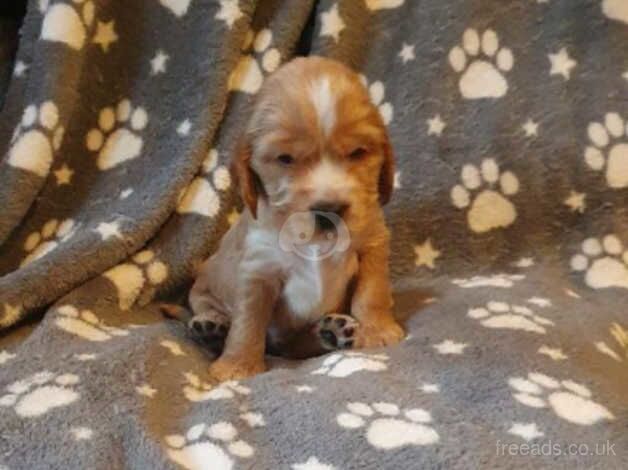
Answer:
(164, 56, 404, 381)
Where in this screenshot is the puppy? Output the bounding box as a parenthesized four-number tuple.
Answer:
(167, 56, 404, 381)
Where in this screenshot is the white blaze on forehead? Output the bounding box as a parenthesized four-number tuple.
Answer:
(309, 158, 347, 194)
(309, 76, 336, 136)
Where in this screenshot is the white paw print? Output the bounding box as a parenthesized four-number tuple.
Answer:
(311, 352, 388, 378)
(602, 0, 628, 25)
(0, 371, 80, 417)
(165, 421, 254, 470)
(584, 112, 628, 189)
(451, 158, 519, 233)
(229, 28, 281, 94)
(448, 28, 514, 99)
(365, 0, 404, 11)
(509, 372, 614, 425)
(21, 218, 76, 267)
(85, 99, 148, 171)
(55, 305, 129, 342)
(8, 101, 64, 177)
(177, 148, 232, 218)
(182, 372, 251, 402)
(468, 301, 554, 335)
(452, 273, 524, 288)
(570, 234, 628, 289)
(39, 0, 95, 50)
(337, 402, 439, 449)
(158, 0, 192, 18)
(0, 350, 16, 365)
(103, 250, 169, 310)
(359, 75, 393, 125)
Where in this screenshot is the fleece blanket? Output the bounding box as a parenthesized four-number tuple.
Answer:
(1, 0, 628, 468)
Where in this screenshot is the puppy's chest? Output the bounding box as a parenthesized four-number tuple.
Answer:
(281, 251, 358, 322)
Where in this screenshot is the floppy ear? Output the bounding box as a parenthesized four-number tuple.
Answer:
(232, 138, 261, 218)
(378, 134, 395, 206)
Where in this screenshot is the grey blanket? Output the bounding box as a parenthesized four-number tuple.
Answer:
(1, 0, 627, 468)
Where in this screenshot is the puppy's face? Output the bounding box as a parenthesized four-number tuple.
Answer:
(234, 57, 394, 240)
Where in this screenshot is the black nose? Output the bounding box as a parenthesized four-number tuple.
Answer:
(310, 202, 349, 217)
(310, 202, 349, 231)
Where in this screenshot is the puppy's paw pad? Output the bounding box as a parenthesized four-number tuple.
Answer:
(188, 310, 230, 341)
(318, 314, 358, 350)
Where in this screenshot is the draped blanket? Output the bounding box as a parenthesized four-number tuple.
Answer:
(1, 1, 627, 468)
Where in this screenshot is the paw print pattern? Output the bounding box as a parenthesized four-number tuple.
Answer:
(448, 28, 514, 99)
(584, 113, 628, 189)
(86, 99, 148, 170)
(468, 301, 554, 335)
(570, 235, 628, 289)
(602, 0, 628, 25)
(8, 102, 64, 177)
(177, 148, 232, 217)
(182, 372, 251, 402)
(158, 0, 192, 18)
(359, 75, 393, 125)
(0, 371, 80, 417)
(165, 421, 254, 470)
(39, 0, 95, 50)
(311, 351, 388, 378)
(103, 250, 169, 310)
(229, 28, 281, 94)
(0, 350, 16, 365)
(451, 158, 519, 233)
(452, 273, 524, 288)
(21, 218, 76, 267)
(509, 372, 614, 425)
(161, 340, 187, 357)
(55, 305, 129, 342)
(365, 0, 404, 11)
(337, 402, 439, 449)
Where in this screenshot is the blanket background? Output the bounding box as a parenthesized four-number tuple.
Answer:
(1, 0, 627, 468)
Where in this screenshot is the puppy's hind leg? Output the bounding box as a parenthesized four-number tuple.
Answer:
(188, 309, 230, 343)
(159, 303, 193, 322)
(160, 303, 230, 343)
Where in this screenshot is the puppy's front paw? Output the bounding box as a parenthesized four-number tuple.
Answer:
(315, 313, 358, 351)
(209, 358, 266, 382)
(355, 317, 405, 349)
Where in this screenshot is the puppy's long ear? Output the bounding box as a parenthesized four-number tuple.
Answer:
(378, 134, 395, 206)
(232, 138, 260, 218)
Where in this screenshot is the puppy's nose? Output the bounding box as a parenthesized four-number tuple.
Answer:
(310, 201, 349, 231)
(310, 201, 349, 217)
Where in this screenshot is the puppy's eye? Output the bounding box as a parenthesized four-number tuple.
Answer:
(348, 147, 368, 160)
(277, 154, 295, 165)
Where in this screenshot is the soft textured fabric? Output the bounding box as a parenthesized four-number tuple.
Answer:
(1, 1, 627, 469)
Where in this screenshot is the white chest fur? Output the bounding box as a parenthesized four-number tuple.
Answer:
(282, 250, 358, 323)
(242, 225, 358, 330)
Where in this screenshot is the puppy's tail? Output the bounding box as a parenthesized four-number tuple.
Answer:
(159, 303, 193, 323)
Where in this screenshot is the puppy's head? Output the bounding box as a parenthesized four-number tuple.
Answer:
(233, 56, 394, 238)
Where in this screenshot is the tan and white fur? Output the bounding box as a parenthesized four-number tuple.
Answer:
(166, 57, 404, 382)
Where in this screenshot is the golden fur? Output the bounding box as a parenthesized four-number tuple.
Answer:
(190, 56, 404, 381)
